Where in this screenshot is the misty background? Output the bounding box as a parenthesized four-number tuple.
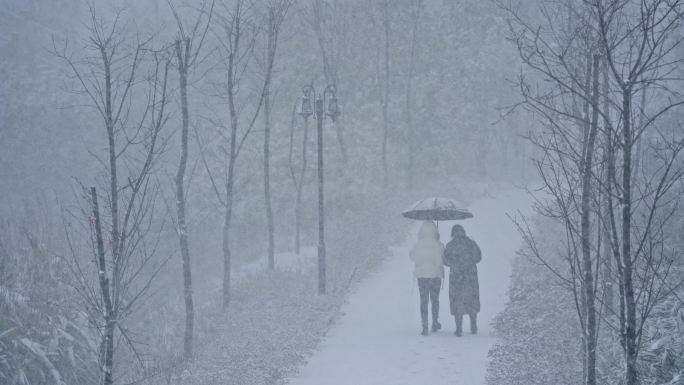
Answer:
(3, 0, 684, 384)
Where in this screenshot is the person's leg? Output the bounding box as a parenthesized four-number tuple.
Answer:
(454, 313, 463, 336)
(418, 279, 429, 335)
(430, 278, 441, 332)
(470, 313, 478, 334)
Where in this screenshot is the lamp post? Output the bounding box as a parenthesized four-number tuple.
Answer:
(299, 84, 340, 295)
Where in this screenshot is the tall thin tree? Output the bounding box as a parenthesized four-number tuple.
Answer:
(55, 10, 171, 383)
(381, 0, 391, 188)
(593, 2, 684, 383)
(405, 0, 422, 188)
(505, 2, 684, 384)
(204, 0, 280, 308)
(168, 0, 214, 359)
(262, 0, 291, 270)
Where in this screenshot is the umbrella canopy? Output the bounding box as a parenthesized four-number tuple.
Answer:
(402, 197, 473, 221)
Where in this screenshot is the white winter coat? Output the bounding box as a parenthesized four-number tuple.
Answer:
(409, 221, 445, 279)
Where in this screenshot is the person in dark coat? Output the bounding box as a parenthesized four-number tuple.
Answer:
(443, 224, 481, 336)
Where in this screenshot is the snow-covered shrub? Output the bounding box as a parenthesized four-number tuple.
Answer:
(596, 291, 684, 385)
(487, 210, 684, 385)
(0, 219, 98, 385)
(135, 184, 410, 385)
(486, 217, 582, 385)
(176, 270, 343, 385)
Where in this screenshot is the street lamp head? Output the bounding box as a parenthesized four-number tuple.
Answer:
(322, 85, 340, 122)
(299, 93, 313, 119)
(326, 94, 341, 122)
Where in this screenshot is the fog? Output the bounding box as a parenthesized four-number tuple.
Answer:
(2, 1, 684, 384)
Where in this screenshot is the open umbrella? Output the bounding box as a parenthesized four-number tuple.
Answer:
(402, 197, 473, 221)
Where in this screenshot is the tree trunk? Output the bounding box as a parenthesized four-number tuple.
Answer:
(405, 0, 421, 188)
(222, 184, 233, 310)
(91, 187, 114, 385)
(175, 40, 194, 358)
(604, 74, 626, 345)
(222, 7, 241, 309)
(223, 113, 237, 309)
(633, 89, 647, 178)
(580, 54, 600, 385)
(101, 49, 119, 385)
(621, 88, 638, 385)
(601, 64, 614, 312)
(264, 82, 274, 270)
(381, 0, 390, 188)
(264, 30, 275, 270)
(101, 49, 121, 307)
(223, 47, 238, 310)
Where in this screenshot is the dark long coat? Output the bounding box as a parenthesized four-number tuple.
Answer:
(443, 235, 481, 316)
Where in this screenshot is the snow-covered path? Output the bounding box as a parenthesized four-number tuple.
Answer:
(287, 189, 533, 385)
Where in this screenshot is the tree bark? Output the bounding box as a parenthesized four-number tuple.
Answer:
(580, 54, 600, 385)
(91, 187, 114, 385)
(264, 89, 275, 269)
(264, 19, 275, 270)
(381, 0, 390, 188)
(101, 46, 119, 385)
(405, 0, 421, 188)
(223, 85, 237, 309)
(223, 24, 239, 308)
(223, 179, 233, 310)
(601, 64, 614, 312)
(174, 39, 194, 358)
(621, 87, 638, 385)
(100, 46, 121, 308)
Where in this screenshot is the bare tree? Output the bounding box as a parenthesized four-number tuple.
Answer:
(168, 0, 214, 359)
(503, 3, 613, 384)
(380, 0, 391, 188)
(405, 0, 422, 188)
(261, 0, 292, 270)
(505, 1, 684, 384)
(203, 0, 277, 309)
(54, 8, 171, 384)
(592, 2, 684, 383)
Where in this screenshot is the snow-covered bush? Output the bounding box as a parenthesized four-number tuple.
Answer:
(0, 219, 98, 385)
(596, 287, 684, 385)
(487, 212, 684, 385)
(486, 217, 582, 385)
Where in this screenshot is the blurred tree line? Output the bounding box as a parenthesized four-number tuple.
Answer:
(0, 0, 530, 383)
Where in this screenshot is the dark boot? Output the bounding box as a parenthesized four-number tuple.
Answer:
(421, 325, 429, 336)
(470, 313, 478, 335)
(454, 315, 462, 337)
(431, 321, 441, 333)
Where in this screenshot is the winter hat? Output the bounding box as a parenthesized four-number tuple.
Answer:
(451, 224, 465, 238)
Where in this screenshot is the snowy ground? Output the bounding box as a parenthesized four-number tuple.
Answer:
(287, 188, 533, 385)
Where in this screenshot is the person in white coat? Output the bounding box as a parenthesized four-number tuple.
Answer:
(409, 221, 445, 336)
